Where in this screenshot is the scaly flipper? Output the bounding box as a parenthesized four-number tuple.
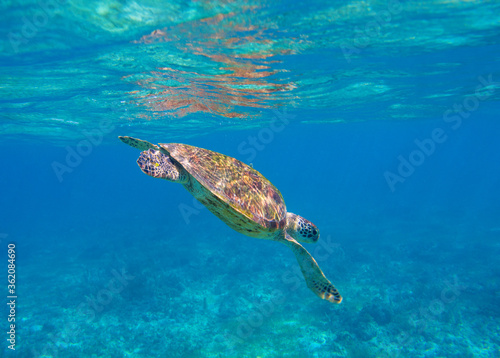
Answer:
(282, 234, 342, 303)
(119, 136, 160, 151)
(137, 149, 187, 183)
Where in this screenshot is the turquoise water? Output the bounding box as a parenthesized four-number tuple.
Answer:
(1, 0, 500, 357)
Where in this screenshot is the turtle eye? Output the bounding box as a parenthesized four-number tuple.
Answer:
(155, 163, 160, 167)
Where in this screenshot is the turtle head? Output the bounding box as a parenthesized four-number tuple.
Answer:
(286, 212, 320, 243)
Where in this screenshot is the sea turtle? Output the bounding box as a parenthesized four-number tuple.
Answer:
(119, 136, 342, 303)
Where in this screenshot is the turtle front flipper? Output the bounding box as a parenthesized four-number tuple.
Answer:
(137, 149, 188, 183)
(282, 234, 342, 304)
(119, 136, 160, 151)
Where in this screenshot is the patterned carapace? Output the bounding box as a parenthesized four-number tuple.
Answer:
(160, 143, 287, 230)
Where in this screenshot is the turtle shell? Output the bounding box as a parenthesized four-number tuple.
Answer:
(160, 143, 287, 230)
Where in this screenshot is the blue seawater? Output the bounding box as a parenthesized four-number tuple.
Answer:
(1, 0, 500, 357)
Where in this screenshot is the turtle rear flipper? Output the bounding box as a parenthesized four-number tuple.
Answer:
(138, 149, 187, 183)
(283, 234, 342, 303)
(119, 136, 159, 151)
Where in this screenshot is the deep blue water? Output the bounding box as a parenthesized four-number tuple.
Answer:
(1, 0, 500, 357)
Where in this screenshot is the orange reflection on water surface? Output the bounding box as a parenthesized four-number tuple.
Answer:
(127, 9, 296, 119)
